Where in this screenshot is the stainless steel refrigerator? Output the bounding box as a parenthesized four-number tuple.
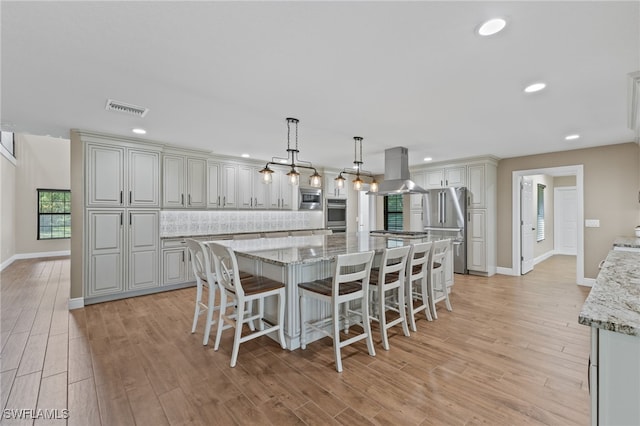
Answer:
(423, 187, 467, 274)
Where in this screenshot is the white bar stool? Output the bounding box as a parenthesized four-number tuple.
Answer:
(429, 239, 453, 319)
(405, 241, 434, 332)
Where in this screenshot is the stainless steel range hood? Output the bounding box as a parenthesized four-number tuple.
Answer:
(369, 146, 428, 195)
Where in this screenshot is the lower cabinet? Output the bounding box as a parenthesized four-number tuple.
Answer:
(590, 327, 640, 425)
(161, 239, 194, 285)
(86, 209, 159, 300)
(467, 209, 487, 273)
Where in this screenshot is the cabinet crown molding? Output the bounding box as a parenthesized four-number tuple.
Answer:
(410, 155, 499, 172)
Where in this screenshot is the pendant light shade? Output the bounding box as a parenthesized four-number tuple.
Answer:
(335, 136, 378, 192)
(258, 117, 321, 188)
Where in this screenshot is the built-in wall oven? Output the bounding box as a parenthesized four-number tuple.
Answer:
(326, 198, 347, 233)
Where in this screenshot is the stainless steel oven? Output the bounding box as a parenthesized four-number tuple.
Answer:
(326, 198, 347, 233)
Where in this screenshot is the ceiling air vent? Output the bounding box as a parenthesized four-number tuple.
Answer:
(105, 99, 149, 117)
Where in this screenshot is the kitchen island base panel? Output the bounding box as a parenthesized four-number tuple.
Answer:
(238, 256, 337, 350)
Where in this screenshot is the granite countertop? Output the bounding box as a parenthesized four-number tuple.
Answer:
(579, 250, 640, 336)
(613, 236, 640, 249)
(209, 233, 447, 266)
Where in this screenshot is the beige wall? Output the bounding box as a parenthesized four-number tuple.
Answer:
(14, 134, 70, 255)
(70, 133, 84, 299)
(530, 174, 555, 259)
(1, 153, 17, 265)
(497, 142, 639, 279)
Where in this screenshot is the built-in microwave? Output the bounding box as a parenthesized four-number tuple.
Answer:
(299, 188, 323, 210)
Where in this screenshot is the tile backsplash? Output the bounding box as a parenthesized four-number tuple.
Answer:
(160, 210, 324, 237)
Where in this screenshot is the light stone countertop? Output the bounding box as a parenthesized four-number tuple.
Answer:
(209, 233, 447, 266)
(579, 250, 640, 336)
(613, 236, 640, 249)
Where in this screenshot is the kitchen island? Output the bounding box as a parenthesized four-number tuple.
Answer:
(579, 247, 640, 426)
(212, 233, 453, 350)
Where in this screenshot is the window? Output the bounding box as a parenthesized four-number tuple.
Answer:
(38, 189, 71, 239)
(536, 184, 545, 242)
(384, 194, 403, 231)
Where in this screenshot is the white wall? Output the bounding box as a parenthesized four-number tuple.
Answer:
(1, 151, 17, 267)
(13, 134, 70, 256)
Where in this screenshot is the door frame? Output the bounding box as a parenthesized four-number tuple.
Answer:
(511, 165, 585, 285)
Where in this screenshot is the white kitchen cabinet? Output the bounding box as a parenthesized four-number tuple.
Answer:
(128, 210, 160, 290)
(87, 210, 125, 297)
(590, 328, 640, 425)
(86, 209, 160, 299)
(409, 171, 426, 210)
(324, 171, 347, 198)
(268, 169, 294, 209)
(467, 164, 486, 208)
(87, 144, 160, 207)
(424, 165, 466, 189)
(162, 154, 207, 208)
(238, 164, 268, 209)
(467, 209, 487, 272)
(207, 161, 238, 209)
(409, 210, 424, 232)
(162, 239, 190, 285)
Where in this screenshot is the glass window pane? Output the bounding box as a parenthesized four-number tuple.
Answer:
(64, 215, 71, 226)
(40, 215, 51, 226)
(39, 227, 51, 239)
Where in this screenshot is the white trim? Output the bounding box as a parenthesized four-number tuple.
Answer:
(581, 278, 596, 288)
(1, 250, 71, 271)
(68, 297, 84, 310)
(533, 250, 555, 265)
(496, 267, 517, 276)
(1, 255, 17, 271)
(512, 165, 584, 285)
(0, 143, 16, 165)
(14, 250, 70, 260)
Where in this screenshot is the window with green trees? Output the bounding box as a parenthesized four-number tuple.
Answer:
(38, 189, 71, 239)
(384, 194, 403, 231)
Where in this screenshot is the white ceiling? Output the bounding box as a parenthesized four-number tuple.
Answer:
(2, 1, 639, 174)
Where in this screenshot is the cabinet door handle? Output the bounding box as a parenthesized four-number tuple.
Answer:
(254, 198, 257, 207)
(120, 191, 123, 205)
(188, 194, 191, 206)
(218, 196, 220, 207)
(440, 180, 443, 187)
(129, 191, 132, 204)
(182, 251, 185, 262)
(446, 180, 449, 186)
(223, 196, 226, 207)
(120, 212, 123, 226)
(181, 194, 184, 205)
(129, 213, 132, 226)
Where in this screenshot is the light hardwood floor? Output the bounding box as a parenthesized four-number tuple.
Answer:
(1, 255, 591, 425)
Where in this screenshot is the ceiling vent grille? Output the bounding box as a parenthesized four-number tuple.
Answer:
(105, 99, 149, 117)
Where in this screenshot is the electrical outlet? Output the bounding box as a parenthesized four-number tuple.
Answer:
(585, 219, 600, 228)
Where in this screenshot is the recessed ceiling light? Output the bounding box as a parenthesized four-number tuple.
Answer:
(423, 157, 433, 162)
(241, 153, 250, 158)
(565, 134, 580, 141)
(524, 82, 546, 93)
(132, 128, 146, 135)
(478, 18, 506, 36)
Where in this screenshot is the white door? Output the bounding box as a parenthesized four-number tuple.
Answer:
(521, 177, 534, 274)
(554, 187, 578, 255)
(358, 189, 375, 234)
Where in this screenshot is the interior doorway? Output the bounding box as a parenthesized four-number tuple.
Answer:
(357, 185, 376, 234)
(512, 165, 585, 285)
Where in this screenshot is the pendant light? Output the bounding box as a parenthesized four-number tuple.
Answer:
(259, 118, 321, 187)
(334, 136, 378, 192)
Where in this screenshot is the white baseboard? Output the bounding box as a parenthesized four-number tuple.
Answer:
(579, 278, 596, 287)
(2, 250, 71, 272)
(496, 267, 516, 276)
(68, 297, 84, 310)
(15, 250, 70, 260)
(534, 250, 555, 266)
(1, 255, 17, 271)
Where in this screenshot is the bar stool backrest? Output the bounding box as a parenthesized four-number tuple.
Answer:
(208, 242, 244, 298)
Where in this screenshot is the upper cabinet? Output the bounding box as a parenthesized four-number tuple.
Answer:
(409, 171, 426, 210)
(324, 171, 347, 198)
(424, 165, 466, 189)
(86, 143, 160, 208)
(207, 161, 238, 209)
(268, 169, 294, 210)
(162, 154, 207, 208)
(238, 165, 268, 209)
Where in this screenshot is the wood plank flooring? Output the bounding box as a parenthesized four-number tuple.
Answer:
(1, 255, 592, 425)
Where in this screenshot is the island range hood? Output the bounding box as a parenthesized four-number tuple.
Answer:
(369, 146, 428, 195)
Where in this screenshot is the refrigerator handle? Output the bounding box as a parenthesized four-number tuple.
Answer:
(442, 192, 447, 223)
